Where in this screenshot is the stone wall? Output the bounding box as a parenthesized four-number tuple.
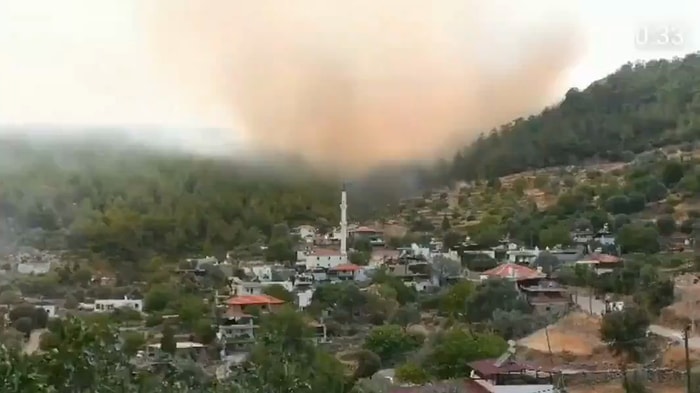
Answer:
(561, 368, 686, 386)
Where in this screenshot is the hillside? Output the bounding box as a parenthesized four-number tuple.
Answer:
(0, 136, 341, 263)
(395, 139, 700, 257)
(449, 52, 700, 182)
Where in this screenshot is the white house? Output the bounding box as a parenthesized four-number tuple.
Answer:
(229, 278, 294, 296)
(293, 225, 317, 244)
(90, 297, 143, 313)
(36, 304, 57, 318)
(245, 265, 273, 281)
(506, 247, 540, 264)
(298, 249, 347, 269)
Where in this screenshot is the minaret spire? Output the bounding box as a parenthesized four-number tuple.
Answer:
(340, 183, 348, 258)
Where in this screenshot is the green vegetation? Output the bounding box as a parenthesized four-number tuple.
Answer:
(448, 53, 700, 181)
(1, 312, 350, 393)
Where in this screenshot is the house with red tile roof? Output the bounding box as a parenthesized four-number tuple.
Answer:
(225, 294, 285, 315)
(350, 226, 385, 246)
(481, 263, 571, 313)
(297, 248, 348, 269)
(328, 263, 362, 280)
(575, 253, 623, 275)
(480, 263, 545, 281)
(218, 294, 327, 355)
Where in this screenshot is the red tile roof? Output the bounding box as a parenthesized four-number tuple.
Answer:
(482, 263, 544, 280)
(468, 359, 548, 377)
(589, 253, 622, 264)
(225, 294, 285, 306)
(330, 263, 361, 272)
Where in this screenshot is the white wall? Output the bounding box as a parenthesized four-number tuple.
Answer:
(303, 254, 347, 269)
(93, 299, 143, 313)
(36, 305, 57, 318)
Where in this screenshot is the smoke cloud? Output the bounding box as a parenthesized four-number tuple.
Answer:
(142, 0, 584, 175)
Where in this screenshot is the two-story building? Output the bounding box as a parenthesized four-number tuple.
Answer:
(328, 263, 362, 281)
(519, 279, 572, 314)
(228, 277, 294, 297)
(297, 249, 348, 269)
(218, 295, 327, 355)
(592, 224, 615, 246)
(480, 263, 545, 282)
(575, 253, 623, 275)
(350, 226, 385, 246)
(505, 247, 540, 265)
(292, 225, 317, 244)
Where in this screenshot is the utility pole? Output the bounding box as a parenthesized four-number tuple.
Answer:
(685, 324, 692, 393)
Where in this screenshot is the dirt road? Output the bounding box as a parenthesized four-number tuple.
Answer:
(23, 329, 46, 355)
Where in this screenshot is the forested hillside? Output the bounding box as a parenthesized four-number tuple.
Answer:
(449, 52, 700, 181)
(0, 137, 340, 260)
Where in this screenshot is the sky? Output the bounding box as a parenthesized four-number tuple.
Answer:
(0, 0, 698, 133)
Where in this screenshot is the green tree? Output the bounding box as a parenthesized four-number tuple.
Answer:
(144, 285, 175, 313)
(349, 251, 370, 266)
(177, 296, 206, 328)
(0, 290, 22, 305)
(442, 230, 464, 250)
(538, 223, 571, 247)
(363, 325, 424, 366)
(263, 284, 295, 303)
(439, 280, 474, 317)
(466, 278, 531, 322)
(425, 328, 507, 379)
(395, 362, 431, 384)
(160, 324, 177, 355)
(662, 161, 685, 187)
(616, 223, 660, 253)
(353, 350, 381, 379)
(655, 215, 676, 236)
(600, 307, 651, 386)
(13, 316, 34, 337)
(121, 332, 146, 356)
(441, 216, 451, 231)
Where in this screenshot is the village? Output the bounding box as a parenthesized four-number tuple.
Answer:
(1, 183, 699, 393)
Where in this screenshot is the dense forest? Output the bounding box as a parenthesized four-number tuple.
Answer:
(0, 138, 342, 260)
(449, 52, 700, 181)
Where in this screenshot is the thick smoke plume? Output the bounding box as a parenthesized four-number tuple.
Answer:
(143, 0, 583, 175)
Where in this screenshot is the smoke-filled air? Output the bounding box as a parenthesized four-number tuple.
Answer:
(142, 0, 584, 175)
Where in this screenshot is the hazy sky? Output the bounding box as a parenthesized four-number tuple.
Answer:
(0, 0, 698, 130)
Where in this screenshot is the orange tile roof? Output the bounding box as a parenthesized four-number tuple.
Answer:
(330, 263, 361, 272)
(589, 253, 622, 264)
(482, 263, 544, 280)
(225, 294, 285, 306)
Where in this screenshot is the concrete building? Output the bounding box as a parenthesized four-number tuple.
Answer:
(88, 297, 143, 313)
